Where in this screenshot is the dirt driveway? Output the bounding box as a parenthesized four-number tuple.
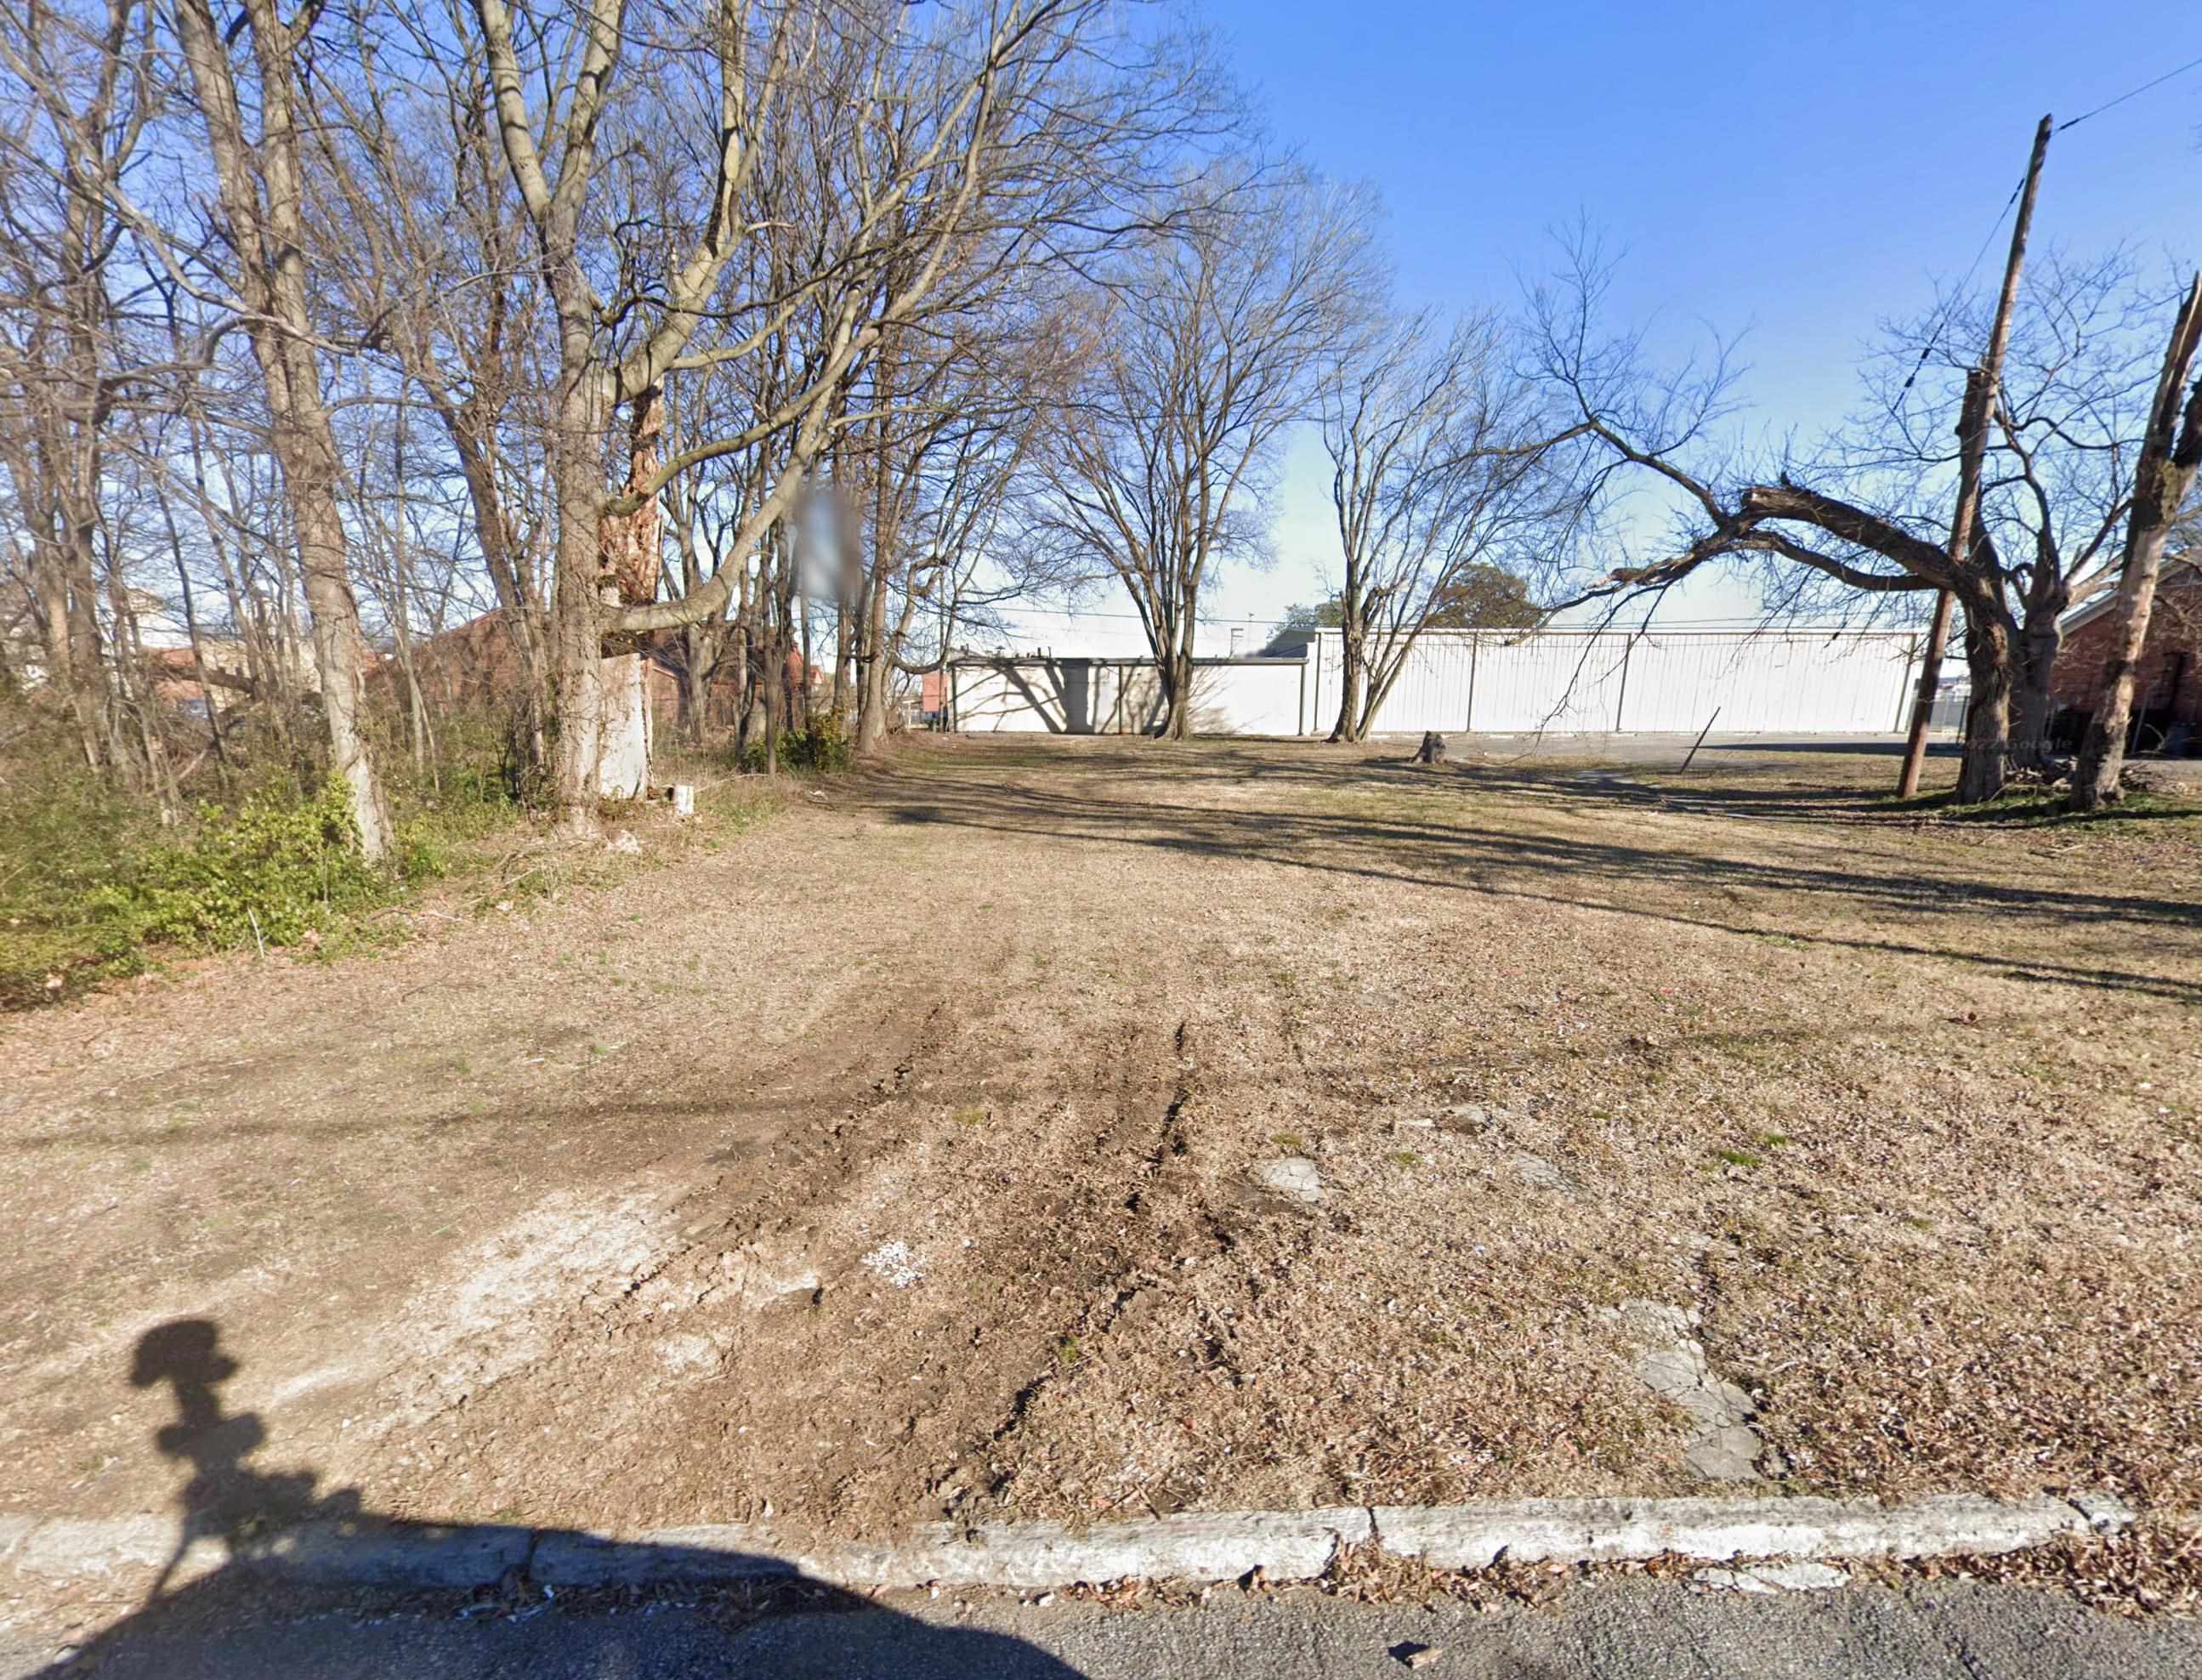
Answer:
(3, 735, 2197, 1555)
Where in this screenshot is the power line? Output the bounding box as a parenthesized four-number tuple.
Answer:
(2056, 50, 2202, 132)
(1900, 48, 2202, 392)
(1902, 179, 2023, 392)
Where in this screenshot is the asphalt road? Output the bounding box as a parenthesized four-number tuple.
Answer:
(10, 1578, 2199, 1678)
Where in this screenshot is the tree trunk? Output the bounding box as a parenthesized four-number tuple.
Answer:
(175, 0, 391, 859)
(26, 538, 105, 769)
(1163, 647, 1195, 739)
(832, 603, 852, 723)
(797, 588, 814, 729)
(2071, 275, 2202, 810)
(852, 378, 902, 755)
(855, 569, 894, 753)
(678, 623, 708, 740)
(388, 422, 434, 776)
(178, 389, 275, 718)
(443, 399, 549, 774)
(106, 575, 175, 806)
(390, 599, 432, 778)
(1329, 618, 1366, 743)
(731, 564, 756, 758)
(273, 389, 393, 854)
(549, 389, 610, 831)
(154, 478, 231, 786)
(760, 621, 784, 777)
(542, 232, 614, 831)
(1954, 605, 2017, 803)
(2072, 551, 2170, 809)
(59, 477, 110, 771)
(2012, 600, 2063, 772)
(829, 440, 860, 729)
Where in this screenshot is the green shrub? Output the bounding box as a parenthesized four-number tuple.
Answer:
(1, 694, 539, 1007)
(85, 778, 391, 951)
(0, 712, 159, 1007)
(387, 760, 520, 883)
(740, 714, 851, 774)
(0, 923, 144, 1009)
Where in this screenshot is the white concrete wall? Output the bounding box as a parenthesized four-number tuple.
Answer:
(1181, 661, 1304, 735)
(952, 661, 1110, 732)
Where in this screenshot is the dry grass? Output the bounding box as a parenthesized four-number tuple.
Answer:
(2, 734, 2195, 1554)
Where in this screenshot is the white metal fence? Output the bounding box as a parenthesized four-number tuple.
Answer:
(1300, 628, 1919, 736)
(951, 629, 1921, 737)
(952, 657, 1304, 735)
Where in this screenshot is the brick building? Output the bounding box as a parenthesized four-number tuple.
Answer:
(2046, 559, 2200, 756)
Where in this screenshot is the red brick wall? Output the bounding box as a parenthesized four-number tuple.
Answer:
(2047, 570, 2202, 736)
(383, 612, 750, 729)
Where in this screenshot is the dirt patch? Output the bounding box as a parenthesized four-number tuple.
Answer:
(3, 736, 2197, 1554)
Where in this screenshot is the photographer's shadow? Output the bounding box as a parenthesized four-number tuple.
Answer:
(37, 1319, 1085, 1678)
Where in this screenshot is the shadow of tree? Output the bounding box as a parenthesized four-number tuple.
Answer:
(855, 754, 2202, 1005)
(31, 1320, 1085, 1678)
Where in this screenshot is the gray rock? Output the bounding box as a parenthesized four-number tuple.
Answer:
(1636, 1347, 1704, 1400)
(1692, 1567, 1776, 1595)
(1751, 1561, 1852, 1591)
(2070, 1492, 2137, 1534)
(1506, 1151, 1569, 1192)
(1610, 1298, 1770, 1484)
(1685, 1426, 1766, 1483)
(1251, 1157, 1323, 1205)
(1694, 1559, 1852, 1592)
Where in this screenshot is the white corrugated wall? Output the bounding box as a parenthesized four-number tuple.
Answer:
(958, 632, 1916, 736)
(1471, 634, 1632, 731)
(952, 659, 1302, 735)
(1310, 628, 1915, 735)
(1615, 632, 1915, 733)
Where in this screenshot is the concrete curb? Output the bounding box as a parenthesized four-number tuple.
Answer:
(0, 1493, 2149, 1596)
(1368, 1493, 2123, 1572)
(536, 1507, 1373, 1591)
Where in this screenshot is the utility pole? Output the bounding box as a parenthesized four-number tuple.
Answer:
(1896, 113, 2054, 798)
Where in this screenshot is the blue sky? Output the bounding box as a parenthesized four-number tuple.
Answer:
(992, 2, 2202, 654)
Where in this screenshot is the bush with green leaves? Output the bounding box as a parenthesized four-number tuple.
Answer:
(0, 736, 155, 1007)
(85, 777, 392, 951)
(740, 714, 851, 774)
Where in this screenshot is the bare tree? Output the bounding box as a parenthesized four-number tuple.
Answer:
(1859, 251, 2164, 763)
(452, 0, 1213, 826)
(158, 0, 394, 855)
(1530, 242, 2172, 803)
(2070, 273, 2202, 809)
(0, 0, 154, 776)
(1317, 307, 1586, 741)
(0, 0, 1230, 834)
(837, 289, 1075, 750)
(1033, 167, 1376, 738)
(302, 8, 562, 780)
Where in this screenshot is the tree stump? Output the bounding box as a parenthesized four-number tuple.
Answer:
(1415, 731, 1447, 765)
